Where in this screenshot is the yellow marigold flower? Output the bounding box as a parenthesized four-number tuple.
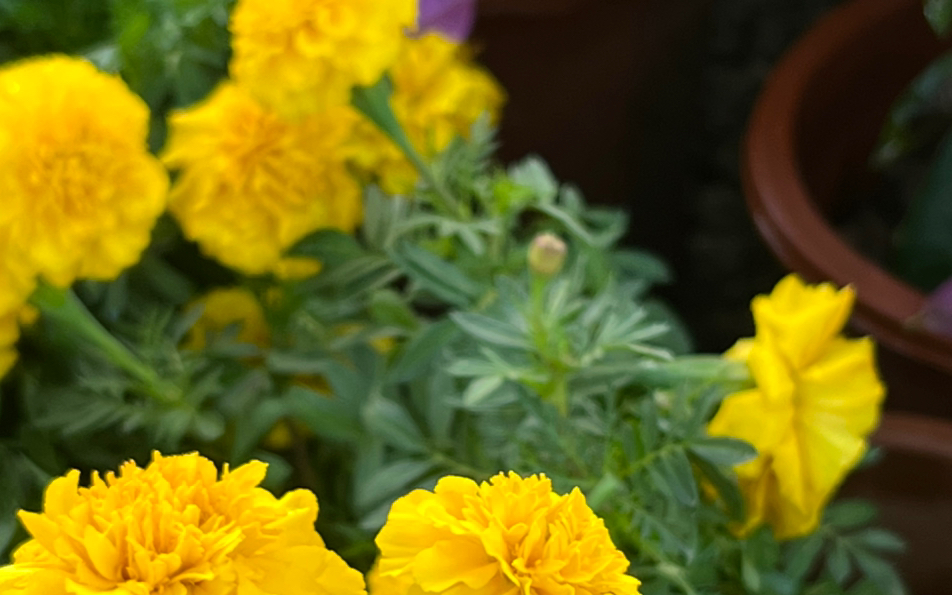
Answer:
(0, 452, 366, 595)
(0, 55, 168, 289)
(375, 472, 641, 595)
(230, 0, 417, 118)
(163, 82, 362, 275)
(350, 33, 505, 195)
(708, 274, 885, 539)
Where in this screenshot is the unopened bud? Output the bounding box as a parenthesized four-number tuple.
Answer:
(528, 233, 567, 277)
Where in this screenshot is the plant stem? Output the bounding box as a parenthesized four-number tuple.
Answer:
(351, 79, 458, 215)
(30, 282, 176, 403)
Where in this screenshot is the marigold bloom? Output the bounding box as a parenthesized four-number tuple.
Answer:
(708, 274, 885, 539)
(163, 82, 362, 275)
(0, 452, 366, 595)
(230, 0, 417, 118)
(375, 472, 641, 595)
(351, 33, 505, 195)
(0, 55, 168, 289)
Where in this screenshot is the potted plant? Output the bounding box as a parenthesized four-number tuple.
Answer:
(742, 0, 952, 413)
(0, 1, 921, 594)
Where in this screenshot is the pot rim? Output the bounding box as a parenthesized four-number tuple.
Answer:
(875, 411, 952, 460)
(742, 0, 952, 375)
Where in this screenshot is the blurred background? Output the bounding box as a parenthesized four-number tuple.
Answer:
(473, 0, 844, 353)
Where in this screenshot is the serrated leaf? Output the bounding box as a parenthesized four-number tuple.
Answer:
(689, 437, 757, 466)
(362, 398, 427, 453)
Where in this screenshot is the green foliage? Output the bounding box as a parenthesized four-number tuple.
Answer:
(925, 0, 952, 36)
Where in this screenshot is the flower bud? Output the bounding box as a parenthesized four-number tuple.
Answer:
(528, 232, 567, 277)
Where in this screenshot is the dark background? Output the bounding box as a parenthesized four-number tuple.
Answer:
(472, 0, 845, 352)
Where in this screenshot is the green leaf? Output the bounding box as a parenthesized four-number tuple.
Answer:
(508, 156, 559, 203)
(284, 385, 362, 443)
(827, 541, 853, 585)
(462, 376, 505, 407)
(423, 370, 456, 443)
(851, 550, 906, 595)
(255, 450, 294, 493)
(742, 550, 762, 593)
(533, 203, 596, 245)
(925, 0, 952, 36)
(786, 533, 825, 582)
(362, 398, 427, 453)
(450, 312, 530, 350)
(689, 437, 757, 466)
(895, 129, 952, 290)
(824, 500, 878, 530)
(873, 50, 952, 166)
(354, 458, 435, 512)
(370, 289, 420, 331)
(658, 448, 698, 507)
(287, 229, 364, 265)
(390, 242, 482, 307)
(230, 398, 288, 463)
(388, 320, 460, 382)
(586, 472, 623, 511)
(852, 528, 905, 554)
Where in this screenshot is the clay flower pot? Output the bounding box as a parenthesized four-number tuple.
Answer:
(843, 412, 952, 594)
(743, 0, 952, 413)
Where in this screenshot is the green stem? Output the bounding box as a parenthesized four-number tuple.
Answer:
(351, 78, 458, 214)
(30, 282, 176, 403)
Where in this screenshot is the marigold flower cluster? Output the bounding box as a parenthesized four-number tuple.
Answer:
(0, 452, 366, 595)
(0, 55, 168, 376)
(230, 0, 417, 118)
(166, 2, 503, 274)
(708, 274, 885, 539)
(375, 471, 642, 595)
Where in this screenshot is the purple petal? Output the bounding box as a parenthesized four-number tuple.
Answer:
(418, 0, 477, 40)
(911, 276, 952, 338)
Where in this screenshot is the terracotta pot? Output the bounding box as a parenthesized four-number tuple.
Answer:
(743, 0, 952, 413)
(473, 0, 710, 268)
(842, 412, 952, 594)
